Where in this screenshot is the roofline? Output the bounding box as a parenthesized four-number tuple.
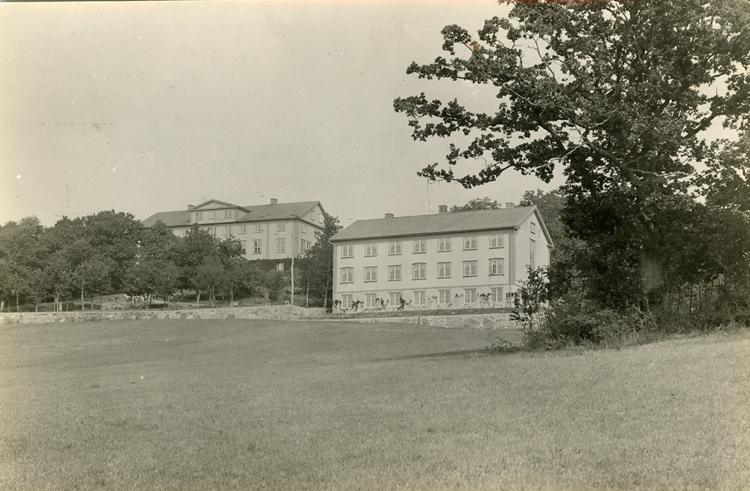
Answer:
(330, 224, 521, 243)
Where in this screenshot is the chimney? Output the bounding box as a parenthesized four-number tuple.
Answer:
(384, 213, 394, 219)
(438, 205, 448, 214)
(505, 202, 515, 208)
(270, 198, 278, 205)
(187, 204, 195, 210)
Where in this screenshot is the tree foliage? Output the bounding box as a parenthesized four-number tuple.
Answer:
(395, 0, 750, 302)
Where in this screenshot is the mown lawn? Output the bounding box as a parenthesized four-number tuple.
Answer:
(0, 320, 748, 491)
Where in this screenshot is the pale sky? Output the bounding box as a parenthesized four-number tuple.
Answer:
(2, 0, 566, 227)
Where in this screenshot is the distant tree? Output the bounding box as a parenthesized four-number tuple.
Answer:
(450, 197, 501, 212)
(193, 256, 225, 307)
(300, 213, 341, 308)
(0, 217, 47, 311)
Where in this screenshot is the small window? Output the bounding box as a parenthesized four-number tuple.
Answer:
(301, 239, 311, 252)
(464, 288, 477, 304)
(253, 224, 264, 233)
(224, 209, 233, 219)
(240, 240, 247, 253)
(341, 244, 354, 258)
(341, 294, 352, 310)
(463, 260, 477, 277)
(253, 239, 262, 255)
(388, 265, 402, 281)
(277, 222, 286, 232)
(437, 262, 452, 279)
(364, 266, 377, 282)
(341, 268, 353, 284)
(389, 292, 402, 308)
(530, 222, 536, 234)
(439, 289, 451, 305)
(464, 236, 477, 250)
(224, 226, 232, 235)
(365, 243, 378, 257)
(365, 293, 377, 308)
(209, 210, 217, 220)
(238, 225, 247, 234)
(276, 238, 286, 254)
(437, 237, 451, 252)
(412, 262, 426, 280)
(490, 234, 504, 248)
(413, 290, 426, 306)
(389, 241, 402, 255)
(489, 258, 504, 276)
(194, 211, 203, 221)
(491, 287, 504, 303)
(413, 240, 426, 254)
(302, 224, 307, 234)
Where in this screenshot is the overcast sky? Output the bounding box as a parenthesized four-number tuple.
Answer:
(3, 0, 566, 227)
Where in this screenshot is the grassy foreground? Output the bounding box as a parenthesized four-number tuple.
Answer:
(0, 320, 748, 491)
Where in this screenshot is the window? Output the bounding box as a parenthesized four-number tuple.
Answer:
(413, 239, 426, 254)
(389, 292, 402, 307)
(277, 222, 286, 232)
(464, 236, 477, 250)
(276, 238, 286, 254)
(388, 265, 402, 281)
(341, 244, 354, 258)
(277, 262, 285, 272)
(437, 262, 452, 279)
(341, 268, 353, 284)
(341, 294, 352, 310)
(253, 240, 262, 255)
(224, 209, 233, 219)
(365, 243, 378, 257)
(491, 287, 504, 303)
(413, 290, 426, 306)
(490, 234, 504, 248)
(224, 226, 232, 235)
(489, 258, 504, 276)
(238, 225, 247, 234)
(211, 227, 217, 236)
(365, 293, 377, 308)
(530, 222, 536, 234)
(194, 211, 203, 221)
(302, 224, 307, 234)
(412, 263, 426, 280)
(530, 239, 536, 269)
(389, 241, 402, 255)
(438, 237, 452, 252)
(439, 289, 451, 305)
(463, 260, 477, 277)
(240, 240, 247, 253)
(301, 239, 311, 252)
(364, 266, 377, 283)
(253, 224, 263, 233)
(464, 288, 477, 304)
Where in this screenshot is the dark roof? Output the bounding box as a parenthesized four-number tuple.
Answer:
(331, 206, 552, 245)
(142, 201, 325, 228)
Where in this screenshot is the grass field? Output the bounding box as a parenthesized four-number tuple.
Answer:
(1, 320, 748, 491)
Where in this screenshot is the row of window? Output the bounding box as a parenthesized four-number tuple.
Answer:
(181, 221, 313, 237)
(339, 286, 505, 309)
(193, 209, 238, 221)
(340, 258, 504, 284)
(341, 234, 505, 259)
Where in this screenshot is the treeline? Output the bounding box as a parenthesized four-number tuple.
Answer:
(0, 211, 340, 312)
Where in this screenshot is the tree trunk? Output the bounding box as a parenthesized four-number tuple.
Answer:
(81, 289, 85, 311)
(16, 291, 19, 313)
(639, 247, 664, 293)
(196, 291, 201, 308)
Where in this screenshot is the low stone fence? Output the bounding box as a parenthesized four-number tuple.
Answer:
(341, 312, 518, 329)
(0, 306, 327, 325)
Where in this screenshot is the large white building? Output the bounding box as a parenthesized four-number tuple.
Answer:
(329, 205, 553, 312)
(142, 198, 326, 260)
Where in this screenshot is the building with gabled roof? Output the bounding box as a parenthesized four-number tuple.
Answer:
(329, 205, 553, 312)
(142, 198, 326, 260)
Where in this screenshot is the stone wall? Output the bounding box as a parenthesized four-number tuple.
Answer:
(342, 313, 518, 329)
(0, 306, 327, 325)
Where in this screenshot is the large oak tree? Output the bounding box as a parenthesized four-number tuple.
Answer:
(394, 0, 750, 295)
